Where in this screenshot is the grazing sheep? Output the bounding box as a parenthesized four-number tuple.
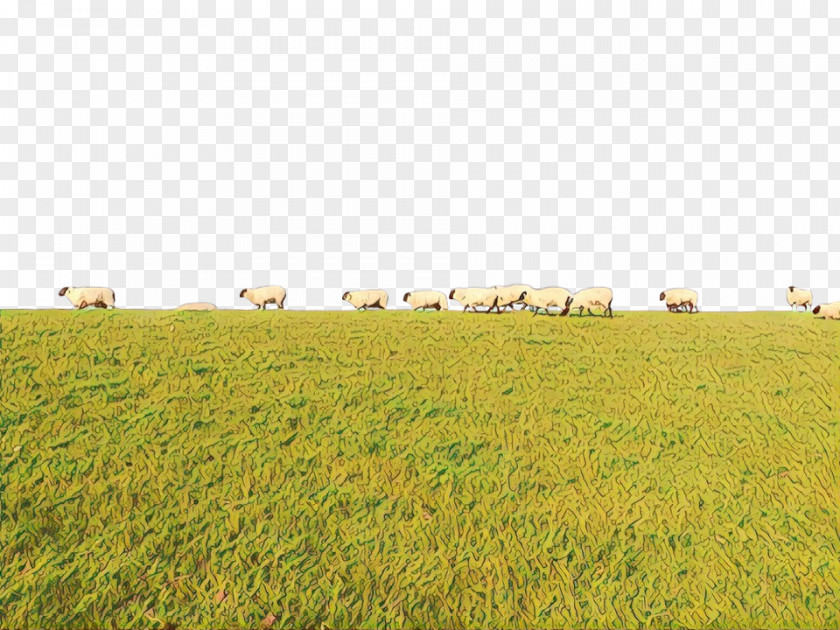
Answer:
(58, 286, 115, 309)
(786, 286, 812, 311)
(403, 290, 449, 311)
(175, 302, 217, 311)
(240, 285, 287, 310)
(567, 287, 614, 318)
(448, 287, 499, 313)
(492, 284, 533, 312)
(659, 288, 699, 313)
(521, 287, 572, 316)
(342, 290, 388, 310)
(812, 302, 840, 320)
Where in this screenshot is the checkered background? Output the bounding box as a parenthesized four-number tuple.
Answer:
(1, 0, 839, 311)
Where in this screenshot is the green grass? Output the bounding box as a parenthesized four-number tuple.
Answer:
(1, 309, 839, 628)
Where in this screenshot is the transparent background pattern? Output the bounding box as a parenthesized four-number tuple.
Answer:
(1, 0, 839, 310)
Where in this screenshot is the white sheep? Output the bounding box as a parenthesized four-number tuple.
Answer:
(786, 286, 812, 311)
(403, 290, 449, 311)
(58, 286, 115, 309)
(342, 290, 388, 310)
(659, 288, 699, 313)
(448, 287, 499, 313)
(240, 285, 287, 310)
(175, 302, 217, 311)
(521, 287, 572, 316)
(492, 284, 533, 312)
(567, 287, 614, 318)
(812, 302, 840, 320)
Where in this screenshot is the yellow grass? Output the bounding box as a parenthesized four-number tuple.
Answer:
(1, 309, 839, 628)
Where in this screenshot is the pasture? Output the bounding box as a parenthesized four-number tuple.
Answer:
(1, 309, 839, 628)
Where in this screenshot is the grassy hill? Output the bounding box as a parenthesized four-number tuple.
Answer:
(1, 310, 839, 628)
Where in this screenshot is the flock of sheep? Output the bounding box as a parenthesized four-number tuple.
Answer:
(54, 283, 840, 318)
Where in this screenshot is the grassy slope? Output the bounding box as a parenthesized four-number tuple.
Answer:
(1, 310, 839, 628)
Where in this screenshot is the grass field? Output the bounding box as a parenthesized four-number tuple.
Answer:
(1, 309, 839, 628)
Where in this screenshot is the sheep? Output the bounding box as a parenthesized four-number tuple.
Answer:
(175, 302, 217, 311)
(342, 290, 388, 310)
(520, 287, 572, 316)
(403, 290, 449, 311)
(659, 288, 699, 313)
(240, 285, 287, 310)
(786, 286, 812, 311)
(567, 287, 614, 318)
(58, 286, 115, 309)
(812, 302, 840, 320)
(492, 284, 533, 312)
(448, 287, 499, 313)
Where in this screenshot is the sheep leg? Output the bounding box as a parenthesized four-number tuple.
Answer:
(587, 308, 594, 316)
(78, 301, 87, 309)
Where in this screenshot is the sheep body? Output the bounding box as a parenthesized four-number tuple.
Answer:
(342, 290, 388, 310)
(813, 301, 840, 320)
(58, 286, 115, 309)
(240, 285, 287, 309)
(659, 288, 699, 313)
(176, 302, 217, 311)
(568, 287, 614, 317)
(786, 286, 812, 310)
(448, 287, 499, 313)
(403, 290, 448, 311)
(521, 287, 572, 315)
(492, 284, 532, 311)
